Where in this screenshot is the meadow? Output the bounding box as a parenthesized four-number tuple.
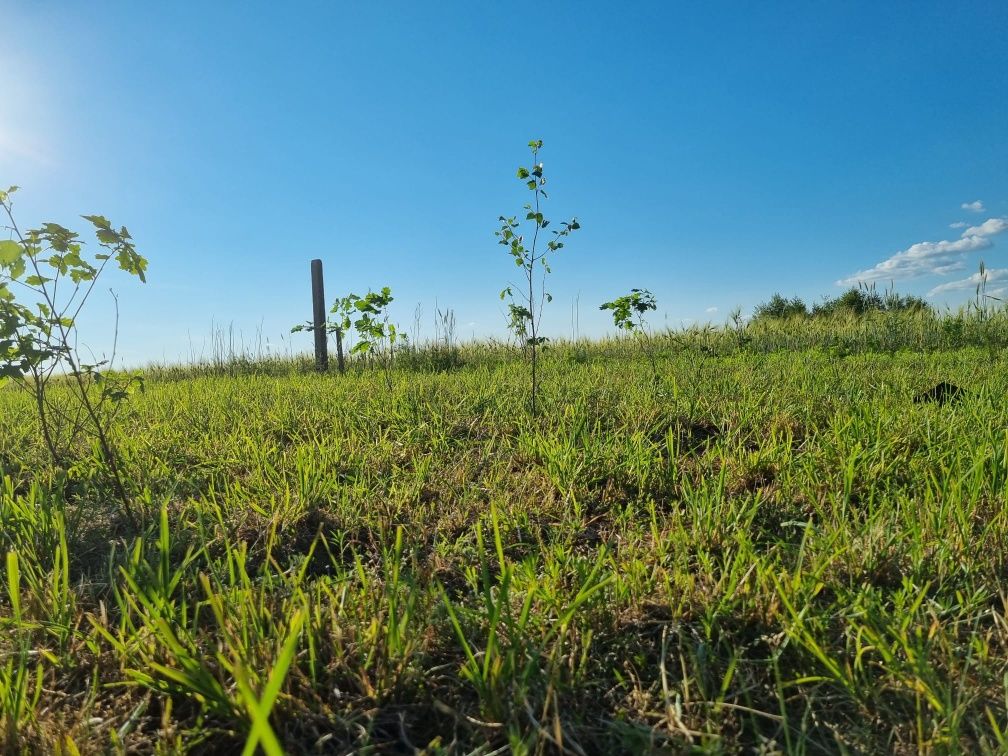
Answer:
(3, 313, 1008, 754)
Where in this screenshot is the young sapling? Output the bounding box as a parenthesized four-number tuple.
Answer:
(496, 140, 579, 416)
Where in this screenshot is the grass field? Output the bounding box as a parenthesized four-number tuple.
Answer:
(3, 327, 1008, 753)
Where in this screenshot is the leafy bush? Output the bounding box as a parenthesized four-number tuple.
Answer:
(753, 293, 809, 320)
(755, 284, 931, 322)
(600, 288, 660, 388)
(293, 286, 406, 389)
(811, 285, 929, 317)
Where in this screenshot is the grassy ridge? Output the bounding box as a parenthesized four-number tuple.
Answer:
(143, 306, 1008, 381)
(2, 342, 1008, 753)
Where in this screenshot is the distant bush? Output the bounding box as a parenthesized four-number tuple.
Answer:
(753, 293, 810, 320)
(754, 284, 931, 321)
(811, 286, 930, 317)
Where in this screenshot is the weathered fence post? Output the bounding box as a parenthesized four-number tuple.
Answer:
(311, 259, 328, 371)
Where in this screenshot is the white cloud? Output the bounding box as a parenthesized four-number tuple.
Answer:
(962, 217, 1008, 238)
(837, 236, 992, 285)
(705, 306, 718, 313)
(931, 261, 967, 275)
(962, 200, 986, 212)
(950, 221, 967, 229)
(837, 216, 1008, 286)
(928, 267, 1008, 296)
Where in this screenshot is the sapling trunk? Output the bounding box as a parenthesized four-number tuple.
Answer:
(496, 140, 579, 419)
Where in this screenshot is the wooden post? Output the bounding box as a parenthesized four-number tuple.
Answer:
(311, 259, 328, 371)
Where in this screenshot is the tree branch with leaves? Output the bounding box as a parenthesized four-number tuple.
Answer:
(0, 185, 148, 526)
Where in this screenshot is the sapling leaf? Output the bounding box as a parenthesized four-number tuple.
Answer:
(0, 240, 24, 267)
(82, 215, 112, 231)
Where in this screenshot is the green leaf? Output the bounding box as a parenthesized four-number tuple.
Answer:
(516, 167, 530, 179)
(69, 268, 96, 283)
(9, 258, 25, 281)
(239, 608, 306, 756)
(82, 214, 112, 231)
(0, 240, 23, 267)
(6, 550, 21, 623)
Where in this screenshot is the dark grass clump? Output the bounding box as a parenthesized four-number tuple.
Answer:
(914, 380, 967, 405)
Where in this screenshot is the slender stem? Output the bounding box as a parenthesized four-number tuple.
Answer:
(29, 363, 60, 464)
(528, 148, 542, 416)
(639, 318, 660, 391)
(334, 327, 346, 373)
(54, 314, 136, 525)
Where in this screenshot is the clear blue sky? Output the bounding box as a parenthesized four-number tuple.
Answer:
(2, 1, 1006, 365)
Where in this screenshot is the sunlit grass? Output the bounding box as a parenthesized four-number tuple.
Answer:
(2, 322, 1008, 752)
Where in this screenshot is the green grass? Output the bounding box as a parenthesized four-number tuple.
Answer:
(2, 334, 1008, 753)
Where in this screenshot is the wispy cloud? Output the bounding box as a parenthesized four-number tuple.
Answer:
(705, 306, 718, 313)
(962, 200, 986, 213)
(928, 267, 1008, 296)
(837, 236, 993, 285)
(837, 214, 1008, 286)
(950, 221, 967, 229)
(963, 218, 1008, 238)
(931, 261, 967, 275)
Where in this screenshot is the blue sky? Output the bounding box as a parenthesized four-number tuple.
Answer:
(2, 1, 1006, 365)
